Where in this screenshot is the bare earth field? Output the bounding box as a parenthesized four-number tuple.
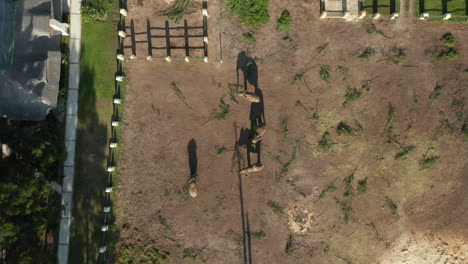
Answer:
(115, 0, 468, 263)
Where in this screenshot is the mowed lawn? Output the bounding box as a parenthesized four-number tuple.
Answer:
(69, 2, 118, 263)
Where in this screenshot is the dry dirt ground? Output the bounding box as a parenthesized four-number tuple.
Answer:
(115, 0, 468, 263)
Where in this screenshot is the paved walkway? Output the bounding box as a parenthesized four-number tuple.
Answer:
(58, 0, 81, 263)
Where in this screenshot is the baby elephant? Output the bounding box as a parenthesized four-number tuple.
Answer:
(251, 125, 266, 144)
(240, 163, 264, 175)
(237, 91, 260, 103)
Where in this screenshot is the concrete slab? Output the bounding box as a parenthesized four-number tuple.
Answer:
(58, 244, 69, 264)
(59, 218, 71, 244)
(66, 90, 79, 115)
(68, 64, 80, 89)
(63, 166, 74, 192)
(69, 39, 81, 64)
(61, 192, 73, 218)
(70, 0, 82, 14)
(69, 14, 82, 39)
(65, 115, 77, 140)
(64, 140, 76, 167)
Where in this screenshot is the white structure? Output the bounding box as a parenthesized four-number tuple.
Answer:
(49, 19, 69, 36)
(320, 0, 362, 20)
(115, 76, 124, 82)
(420, 12, 429, 20)
(116, 54, 125, 61)
(443, 13, 451, 20)
(118, 30, 126, 38)
(105, 187, 113, 193)
(101, 225, 109, 232)
(111, 121, 119, 127)
(99, 246, 107, 253)
(390, 13, 399, 19)
(373, 13, 381, 19)
(107, 166, 115, 172)
(119, 9, 128, 16)
(103, 206, 111, 213)
(113, 98, 121, 104)
(165, 56, 172, 62)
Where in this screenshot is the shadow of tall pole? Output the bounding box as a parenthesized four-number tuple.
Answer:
(233, 122, 252, 264)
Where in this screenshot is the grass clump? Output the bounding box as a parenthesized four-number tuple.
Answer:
(243, 33, 256, 43)
(319, 185, 337, 200)
(157, 214, 171, 230)
(343, 87, 362, 106)
(337, 121, 356, 136)
(160, 0, 192, 23)
(435, 47, 458, 61)
(395, 145, 415, 160)
(282, 120, 289, 141)
(319, 65, 331, 86)
(267, 200, 283, 215)
(367, 23, 391, 38)
(316, 42, 329, 54)
(343, 173, 355, 197)
(318, 131, 333, 151)
(283, 36, 293, 45)
(335, 198, 353, 223)
(285, 234, 294, 256)
(227, 84, 240, 104)
(274, 141, 300, 181)
(291, 72, 304, 85)
(462, 122, 468, 141)
(215, 98, 231, 120)
(440, 32, 455, 47)
(358, 47, 376, 60)
(386, 47, 407, 64)
(385, 197, 398, 218)
(419, 155, 440, 170)
(357, 177, 368, 194)
(228, 0, 270, 28)
(429, 84, 442, 101)
(276, 10, 292, 32)
(250, 231, 266, 240)
(440, 118, 455, 134)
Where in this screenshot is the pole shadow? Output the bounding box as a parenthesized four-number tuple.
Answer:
(188, 138, 198, 178)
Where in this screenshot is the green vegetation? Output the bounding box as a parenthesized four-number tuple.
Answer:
(319, 185, 337, 199)
(250, 230, 266, 240)
(267, 200, 284, 215)
(357, 177, 368, 194)
(386, 47, 407, 64)
(336, 121, 362, 136)
(291, 72, 305, 85)
(395, 145, 416, 160)
(440, 118, 455, 134)
(335, 198, 353, 223)
(419, 155, 440, 170)
(276, 10, 292, 32)
(285, 234, 294, 256)
(160, 0, 192, 23)
(462, 122, 468, 141)
(343, 173, 355, 197)
(228, 0, 270, 28)
(118, 243, 169, 264)
(343, 87, 362, 106)
(440, 33, 455, 47)
(385, 197, 399, 217)
(316, 42, 329, 54)
(215, 98, 231, 120)
(435, 47, 459, 61)
(318, 131, 333, 151)
(319, 65, 331, 86)
(282, 120, 289, 141)
(367, 23, 391, 38)
(243, 32, 256, 43)
(157, 214, 171, 230)
(358, 47, 376, 60)
(429, 84, 442, 101)
(274, 141, 300, 181)
(283, 36, 293, 45)
(82, 0, 108, 23)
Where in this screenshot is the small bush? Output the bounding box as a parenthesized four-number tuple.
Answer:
(276, 10, 292, 32)
(319, 65, 331, 86)
(462, 122, 468, 141)
(282, 120, 289, 141)
(343, 173, 355, 198)
(419, 155, 439, 170)
(160, 0, 192, 23)
(243, 33, 256, 43)
(316, 43, 329, 54)
(435, 47, 458, 61)
(386, 197, 398, 217)
(228, 0, 270, 28)
(319, 185, 337, 200)
(285, 234, 294, 256)
(337, 122, 354, 136)
(283, 36, 293, 45)
(335, 198, 353, 223)
(429, 84, 442, 101)
(291, 73, 304, 85)
(81, 5, 106, 23)
(395, 146, 415, 160)
(267, 201, 283, 214)
(343, 88, 362, 106)
(318, 131, 333, 151)
(387, 47, 407, 64)
(215, 98, 230, 120)
(440, 32, 455, 47)
(358, 47, 376, 60)
(357, 177, 367, 194)
(250, 231, 266, 240)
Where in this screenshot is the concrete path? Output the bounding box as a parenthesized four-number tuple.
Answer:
(58, 0, 81, 263)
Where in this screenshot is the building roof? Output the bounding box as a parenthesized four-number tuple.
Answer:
(0, 0, 61, 121)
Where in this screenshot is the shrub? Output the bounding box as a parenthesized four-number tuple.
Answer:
(387, 47, 407, 64)
(228, 0, 270, 28)
(419, 155, 439, 170)
(358, 47, 376, 60)
(440, 32, 455, 47)
(276, 10, 291, 32)
(160, 0, 192, 23)
(319, 65, 331, 86)
(242, 33, 256, 43)
(343, 88, 362, 106)
(81, 5, 106, 23)
(283, 36, 293, 45)
(435, 47, 458, 61)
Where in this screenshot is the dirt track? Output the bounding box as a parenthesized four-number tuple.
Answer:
(115, 0, 468, 263)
